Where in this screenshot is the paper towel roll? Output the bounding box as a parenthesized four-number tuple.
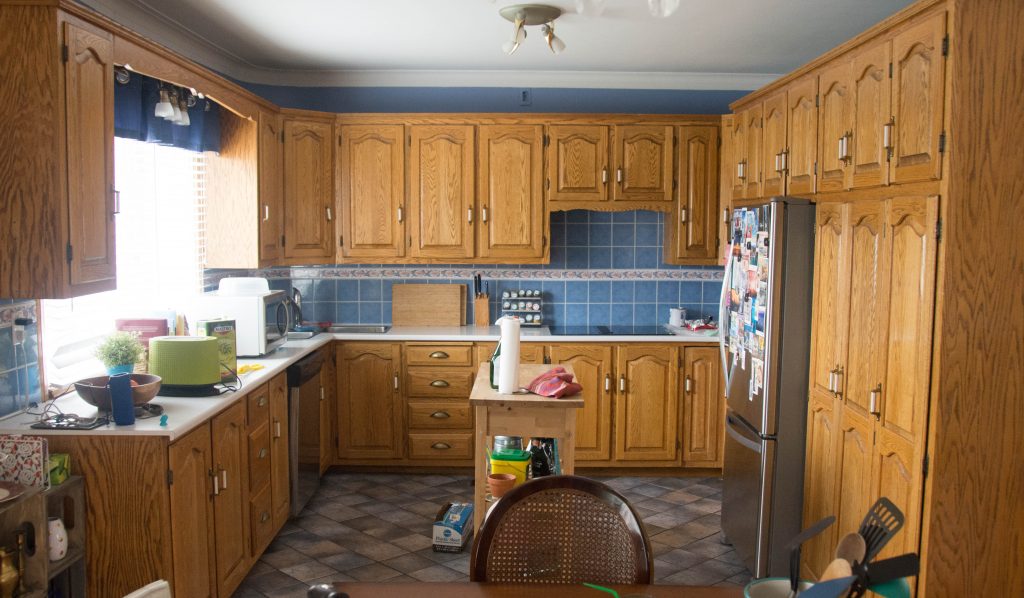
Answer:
(496, 316, 521, 394)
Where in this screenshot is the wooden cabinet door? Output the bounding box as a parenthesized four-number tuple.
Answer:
(612, 125, 673, 203)
(834, 405, 875, 541)
(547, 125, 609, 204)
(787, 76, 819, 195)
(761, 92, 788, 197)
(741, 106, 764, 199)
(477, 125, 545, 259)
(338, 124, 406, 259)
(873, 195, 938, 559)
(719, 115, 734, 262)
(801, 391, 839, 581)
(808, 203, 850, 400)
(681, 346, 722, 466)
(729, 113, 748, 199)
(283, 119, 334, 259)
(549, 344, 613, 462)
(258, 111, 284, 263)
(168, 426, 216, 598)
(890, 11, 947, 184)
(63, 21, 116, 291)
(210, 401, 251, 597)
(409, 125, 475, 259)
(844, 200, 890, 419)
(668, 125, 719, 262)
(850, 41, 892, 189)
(818, 59, 853, 193)
(319, 344, 336, 474)
(614, 345, 679, 462)
(268, 372, 290, 529)
(337, 343, 403, 459)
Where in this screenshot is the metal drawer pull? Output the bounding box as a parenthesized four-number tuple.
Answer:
(616, 167, 623, 183)
(428, 351, 450, 359)
(325, 206, 333, 221)
(263, 204, 270, 222)
(430, 380, 450, 388)
(467, 208, 474, 223)
(431, 442, 451, 450)
(430, 411, 450, 419)
(210, 469, 219, 496)
(273, 419, 281, 438)
(680, 208, 688, 223)
(221, 468, 228, 489)
(393, 375, 399, 390)
(261, 511, 270, 523)
(482, 206, 489, 223)
(869, 384, 882, 417)
(604, 374, 611, 392)
(397, 206, 404, 223)
(619, 376, 626, 392)
(259, 448, 267, 459)
(602, 168, 608, 183)
(685, 376, 693, 394)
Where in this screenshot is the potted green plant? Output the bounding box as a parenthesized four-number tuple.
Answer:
(95, 331, 144, 375)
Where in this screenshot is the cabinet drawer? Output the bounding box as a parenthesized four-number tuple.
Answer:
(247, 384, 271, 431)
(408, 433, 473, 460)
(249, 484, 274, 556)
(408, 401, 473, 429)
(406, 344, 473, 366)
(406, 368, 474, 397)
(248, 423, 271, 491)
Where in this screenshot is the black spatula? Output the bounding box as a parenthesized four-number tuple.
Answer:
(857, 497, 905, 562)
(847, 553, 920, 597)
(786, 516, 836, 595)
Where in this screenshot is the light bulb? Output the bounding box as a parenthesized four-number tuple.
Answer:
(503, 16, 526, 55)
(154, 89, 174, 119)
(542, 24, 566, 55)
(178, 98, 190, 126)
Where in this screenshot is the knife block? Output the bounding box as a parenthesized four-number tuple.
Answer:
(473, 295, 490, 327)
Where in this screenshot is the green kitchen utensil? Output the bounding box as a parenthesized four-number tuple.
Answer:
(868, 578, 911, 598)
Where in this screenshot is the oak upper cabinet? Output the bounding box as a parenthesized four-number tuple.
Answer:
(808, 203, 850, 400)
(210, 401, 252, 598)
(409, 125, 475, 259)
(760, 91, 789, 197)
(666, 125, 719, 264)
(849, 41, 891, 189)
(719, 115, 734, 262)
(283, 117, 334, 260)
(268, 372, 290, 529)
(337, 343, 404, 459)
(817, 59, 853, 193)
(614, 345, 680, 462)
(681, 346, 722, 467)
(728, 114, 748, 199)
(477, 125, 545, 260)
(64, 19, 117, 294)
(786, 76, 819, 195)
(547, 124, 610, 204)
(612, 125, 674, 203)
(548, 344, 614, 463)
(168, 426, 217, 598)
(735, 105, 763, 199)
(889, 11, 946, 184)
(338, 124, 406, 259)
(258, 111, 284, 263)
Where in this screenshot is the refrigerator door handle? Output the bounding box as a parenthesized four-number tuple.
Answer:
(726, 413, 763, 453)
(719, 243, 736, 389)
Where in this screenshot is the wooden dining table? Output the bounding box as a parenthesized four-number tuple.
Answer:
(322, 582, 744, 597)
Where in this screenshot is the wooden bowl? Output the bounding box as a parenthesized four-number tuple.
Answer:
(74, 374, 162, 411)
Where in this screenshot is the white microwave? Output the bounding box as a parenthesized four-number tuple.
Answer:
(193, 290, 292, 357)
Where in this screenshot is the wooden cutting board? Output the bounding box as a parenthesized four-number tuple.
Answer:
(391, 284, 466, 326)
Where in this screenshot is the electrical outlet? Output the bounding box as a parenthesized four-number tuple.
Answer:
(519, 89, 532, 106)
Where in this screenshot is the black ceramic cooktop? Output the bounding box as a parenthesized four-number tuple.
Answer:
(547, 325, 675, 336)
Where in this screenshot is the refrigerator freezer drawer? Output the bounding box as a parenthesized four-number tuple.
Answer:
(722, 412, 768, 578)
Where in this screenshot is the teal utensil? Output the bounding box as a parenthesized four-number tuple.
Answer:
(869, 578, 911, 598)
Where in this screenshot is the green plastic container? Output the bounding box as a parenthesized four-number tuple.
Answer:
(490, 449, 531, 485)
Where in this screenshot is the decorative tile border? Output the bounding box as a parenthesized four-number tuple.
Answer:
(263, 266, 723, 282)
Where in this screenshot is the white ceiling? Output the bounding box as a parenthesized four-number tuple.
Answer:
(83, 0, 914, 89)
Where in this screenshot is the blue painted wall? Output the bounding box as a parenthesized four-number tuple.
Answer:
(236, 83, 747, 114)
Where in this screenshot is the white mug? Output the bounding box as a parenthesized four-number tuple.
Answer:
(669, 307, 686, 327)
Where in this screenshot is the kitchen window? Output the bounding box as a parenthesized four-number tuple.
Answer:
(41, 137, 208, 384)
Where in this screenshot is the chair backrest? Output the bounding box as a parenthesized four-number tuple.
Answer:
(470, 475, 653, 584)
(123, 580, 171, 598)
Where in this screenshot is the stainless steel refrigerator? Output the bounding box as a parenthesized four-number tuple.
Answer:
(719, 197, 815, 578)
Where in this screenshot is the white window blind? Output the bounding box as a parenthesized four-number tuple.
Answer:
(41, 138, 208, 384)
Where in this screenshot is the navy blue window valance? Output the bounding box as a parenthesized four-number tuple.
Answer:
(114, 71, 221, 153)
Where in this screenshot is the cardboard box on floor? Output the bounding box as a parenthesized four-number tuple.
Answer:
(433, 502, 473, 552)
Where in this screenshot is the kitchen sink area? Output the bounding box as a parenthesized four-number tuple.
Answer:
(326, 325, 392, 334)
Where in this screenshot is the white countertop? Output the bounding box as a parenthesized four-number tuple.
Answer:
(0, 325, 716, 442)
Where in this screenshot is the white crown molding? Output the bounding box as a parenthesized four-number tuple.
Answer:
(80, 0, 779, 90)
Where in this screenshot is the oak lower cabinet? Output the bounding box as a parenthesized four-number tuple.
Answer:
(614, 345, 680, 462)
(680, 346, 723, 467)
(336, 342, 404, 460)
(209, 401, 252, 597)
(405, 342, 475, 463)
(319, 344, 337, 473)
(548, 344, 614, 463)
(268, 371, 291, 529)
(0, 7, 117, 298)
(283, 115, 334, 260)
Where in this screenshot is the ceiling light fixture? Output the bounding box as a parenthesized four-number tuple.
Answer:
(499, 4, 565, 55)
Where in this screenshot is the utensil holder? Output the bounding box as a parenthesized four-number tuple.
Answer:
(474, 295, 490, 327)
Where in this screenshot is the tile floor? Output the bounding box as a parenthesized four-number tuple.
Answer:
(234, 472, 752, 597)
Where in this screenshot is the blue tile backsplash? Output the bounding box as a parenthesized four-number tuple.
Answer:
(0, 300, 41, 418)
(207, 210, 724, 328)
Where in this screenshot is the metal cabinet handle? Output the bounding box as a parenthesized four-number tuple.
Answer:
(320, 386, 325, 401)
(263, 204, 270, 222)
(883, 118, 895, 158)
(619, 376, 626, 392)
(838, 136, 846, 162)
(737, 161, 746, 180)
(482, 206, 489, 223)
(273, 419, 281, 439)
(260, 511, 270, 523)
(113, 189, 121, 215)
(259, 448, 267, 460)
(393, 375, 399, 390)
(616, 167, 623, 183)
(774, 153, 781, 173)
(602, 168, 608, 183)
(397, 205, 404, 223)
(221, 468, 228, 490)
(430, 411, 450, 419)
(210, 469, 219, 497)
(827, 369, 836, 393)
(834, 367, 844, 396)
(431, 442, 451, 450)
(722, 208, 730, 223)
(781, 150, 789, 173)
(467, 208, 474, 223)
(685, 376, 693, 394)
(428, 351, 450, 359)
(604, 374, 611, 392)
(680, 207, 688, 223)
(258, 396, 267, 407)
(869, 384, 882, 417)
(430, 380, 450, 388)
(325, 206, 333, 221)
